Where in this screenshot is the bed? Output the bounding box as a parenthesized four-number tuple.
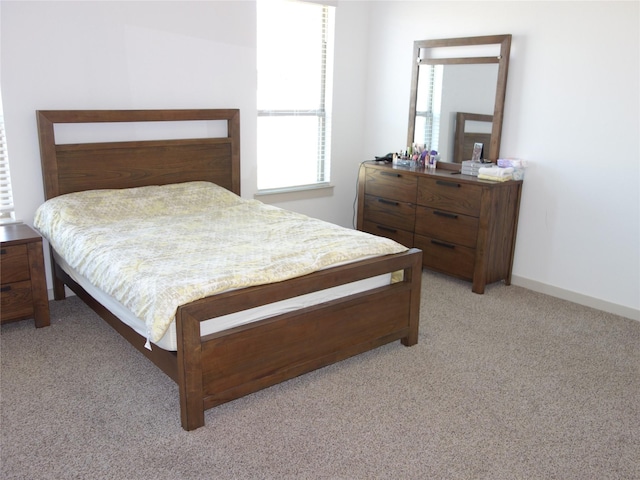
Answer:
(35, 109, 423, 431)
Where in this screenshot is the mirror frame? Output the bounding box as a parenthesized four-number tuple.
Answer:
(407, 34, 512, 170)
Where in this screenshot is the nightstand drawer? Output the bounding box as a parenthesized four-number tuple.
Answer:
(415, 206, 479, 248)
(365, 168, 418, 203)
(0, 245, 30, 283)
(1, 280, 34, 320)
(417, 177, 481, 217)
(363, 194, 416, 231)
(414, 234, 475, 280)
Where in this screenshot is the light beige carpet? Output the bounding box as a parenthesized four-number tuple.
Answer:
(1, 270, 638, 479)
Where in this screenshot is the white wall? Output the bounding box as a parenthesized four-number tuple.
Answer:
(1, 1, 257, 217)
(2, 1, 638, 319)
(363, 1, 639, 319)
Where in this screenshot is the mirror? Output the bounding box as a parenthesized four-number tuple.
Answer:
(407, 35, 511, 169)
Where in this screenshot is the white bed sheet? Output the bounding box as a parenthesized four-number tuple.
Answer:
(54, 251, 391, 352)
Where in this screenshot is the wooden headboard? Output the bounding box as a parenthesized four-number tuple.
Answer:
(36, 109, 240, 200)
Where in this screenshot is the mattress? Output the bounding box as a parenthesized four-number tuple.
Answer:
(54, 251, 391, 351)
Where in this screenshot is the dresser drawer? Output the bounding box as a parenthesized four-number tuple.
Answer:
(363, 194, 416, 231)
(417, 177, 481, 217)
(0, 245, 30, 284)
(365, 168, 417, 203)
(414, 234, 475, 280)
(362, 220, 414, 247)
(415, 206, 479, 248)
(1, 280, 34, 321)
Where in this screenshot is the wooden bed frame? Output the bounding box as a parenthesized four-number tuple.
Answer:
(36, 109, 423, 431)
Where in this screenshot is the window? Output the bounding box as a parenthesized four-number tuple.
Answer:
(0, 95, 15, 223)
(257, 0, 335, 191)
(415, 64, 443, 152)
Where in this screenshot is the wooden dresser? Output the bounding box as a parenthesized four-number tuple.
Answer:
(0, 224, 50, 327)
(357, 161, 522, 293)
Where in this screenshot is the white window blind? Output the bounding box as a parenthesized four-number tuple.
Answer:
(415, 64, 443, 152)
(257, 0, 335, 191)
(0, 108, 15, 222)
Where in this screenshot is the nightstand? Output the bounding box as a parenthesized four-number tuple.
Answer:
(0, 224, 50, 327)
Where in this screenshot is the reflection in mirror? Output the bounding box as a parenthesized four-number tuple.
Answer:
(407, 35, 511, 169)
(454, 112, 493, 163)
(415, 64, 498, 163)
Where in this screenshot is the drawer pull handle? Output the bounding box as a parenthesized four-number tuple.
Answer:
(436, 180, 461, 188)
(433, 210, 458, 219)
(378, 198, 399, 206)
(377, 226, 398, 234)
(380, 172, 402, 178)
(1, 286, 11, 293)
(431, 239, 455, 249)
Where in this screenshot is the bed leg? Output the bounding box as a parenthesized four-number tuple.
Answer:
(401, 249, 422, 347)
(53, 275, 66, 300)
(52, 262, 66, 300)
(176, 308, 205, 431)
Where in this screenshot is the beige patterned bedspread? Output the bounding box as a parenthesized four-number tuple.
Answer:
(34, 182, 407, 344)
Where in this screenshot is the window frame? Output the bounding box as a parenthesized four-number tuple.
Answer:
(256, 0, 335, 193)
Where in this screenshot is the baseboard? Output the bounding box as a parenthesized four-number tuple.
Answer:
(511, 275, 640, 322)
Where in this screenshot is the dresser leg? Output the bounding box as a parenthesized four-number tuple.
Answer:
(472, 279, 486, 294)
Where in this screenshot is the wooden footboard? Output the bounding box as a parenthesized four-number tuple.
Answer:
(53, 248, 422, 431)
(176, 248, 422, 430)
